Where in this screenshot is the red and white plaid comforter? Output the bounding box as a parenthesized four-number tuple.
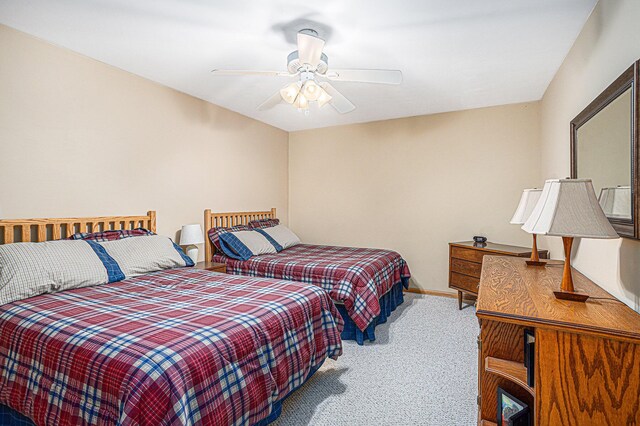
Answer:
(0, 268, 343, 425)
(213, 244, 411, 332)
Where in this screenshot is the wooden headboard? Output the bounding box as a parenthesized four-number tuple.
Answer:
(0, 211, 156, 245)
(204, 208, 276, 260)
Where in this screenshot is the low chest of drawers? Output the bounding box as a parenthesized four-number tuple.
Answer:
(448, 241, 548, 309)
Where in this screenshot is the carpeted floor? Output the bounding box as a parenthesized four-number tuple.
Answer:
(274, 293, 479, 426)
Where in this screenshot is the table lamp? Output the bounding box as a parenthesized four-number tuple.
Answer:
(180, 224, 204, 263)
(510, 188, 544, 266)
(522, 179, 619, 302)
(598, 185, 631, 220)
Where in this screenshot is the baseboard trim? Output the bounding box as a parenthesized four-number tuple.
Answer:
(404, 288, 458, 299)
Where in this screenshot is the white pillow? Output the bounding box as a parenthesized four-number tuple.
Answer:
(0, 240, 112, 305)
(218, 230, 277, 260)
(98, 235, 193, 278)
(258, 225, 301, 250)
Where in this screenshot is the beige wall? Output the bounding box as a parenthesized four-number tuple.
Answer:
(539, 0, 640, 311)
(289, 103, 541, 293)
(0, 24, 289, 260)
(4, 2, 640, 312)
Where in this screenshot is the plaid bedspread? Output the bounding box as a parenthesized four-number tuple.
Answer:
(0, 268, 343, 426)
(213, 244, 411, 332)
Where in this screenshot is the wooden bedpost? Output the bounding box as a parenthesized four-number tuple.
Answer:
(204, 209, 213, 261)
(147, 211, 157, 233)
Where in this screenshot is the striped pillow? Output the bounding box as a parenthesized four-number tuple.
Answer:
(68, 228, 154, 242)
(0, 240, 123, 305)
(218, 230, 280, 261)
(208, 225, 250, 253)
(97, 235, 194, 278)
(248, 219, 280, 229)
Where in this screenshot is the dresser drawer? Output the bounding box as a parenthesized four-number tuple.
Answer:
(451, 258, 483, 278)
(450, 272, 480, 294)
(451, 246, 486, 263)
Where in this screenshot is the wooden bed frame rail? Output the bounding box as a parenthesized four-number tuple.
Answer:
(204, 208, 276, 261)
(0, 211, 156, 245)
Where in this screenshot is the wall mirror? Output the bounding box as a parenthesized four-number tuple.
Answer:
(571, 60, 639, 239)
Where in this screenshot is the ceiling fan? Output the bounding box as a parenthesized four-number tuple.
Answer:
(211, 29, 402, 114)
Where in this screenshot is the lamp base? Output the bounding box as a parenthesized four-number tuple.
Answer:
(553, 290, 589, 303)
(525, 234, 546, 267)
(185, 245, 199, 264)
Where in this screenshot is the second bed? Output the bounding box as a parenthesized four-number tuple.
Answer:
(205, 209, 411, 345)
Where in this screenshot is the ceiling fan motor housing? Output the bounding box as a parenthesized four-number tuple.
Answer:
(287, 51, 328, 75)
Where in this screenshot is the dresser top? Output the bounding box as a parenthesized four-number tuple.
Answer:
(450, 240, 547, 255)
(476, 256, 640, 342)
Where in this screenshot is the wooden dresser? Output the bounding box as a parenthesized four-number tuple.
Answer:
(449, 241, 548, 309)
(476, 256, 640, 426)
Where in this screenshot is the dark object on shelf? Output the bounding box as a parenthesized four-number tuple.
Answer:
(474, 236, 487, 244)
(524, 329, 535, 387)
(497, 387, 530, 426)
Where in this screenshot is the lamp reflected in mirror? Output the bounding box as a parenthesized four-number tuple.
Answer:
(598, 185, 631, 220)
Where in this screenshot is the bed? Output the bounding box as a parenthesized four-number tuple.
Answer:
(0, 212, 343, 426)
(205, 209, 411, 345)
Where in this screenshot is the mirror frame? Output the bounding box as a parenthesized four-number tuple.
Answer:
(570, 60, 639, 239)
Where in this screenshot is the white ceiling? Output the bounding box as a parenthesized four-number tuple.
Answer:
(0, 0, 597, 131)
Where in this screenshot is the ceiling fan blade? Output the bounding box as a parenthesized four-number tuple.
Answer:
(325, 69, 403, 85)
(257, 90, 283, 111)
(321, 83, 356, 114)
(211, 69, 293, 77)
(297, 32, 325, 67)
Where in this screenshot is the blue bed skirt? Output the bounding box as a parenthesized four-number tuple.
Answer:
(0, 405, 33, 426)
(0, 361, 324, 426)
(336, 278, 408, 345)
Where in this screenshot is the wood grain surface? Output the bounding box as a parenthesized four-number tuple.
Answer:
(476, 256, 640, 425)
(476, 256, 640, 342)
(0, 211, 156, 244)
(537, 329, 640, 425)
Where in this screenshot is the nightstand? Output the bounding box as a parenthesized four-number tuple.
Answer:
(195, 261, 227, 273)
(448, 241, 548, 310)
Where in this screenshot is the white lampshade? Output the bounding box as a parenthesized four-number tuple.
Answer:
(598, 186, 631, 219)
(522, 179, 619, 239)
(317, 88, 332, 107)
(179, 224, 204, 245)
(510, 188, 542, 224)
(302, 81, 321, 101)
(280, 82, 301, 104)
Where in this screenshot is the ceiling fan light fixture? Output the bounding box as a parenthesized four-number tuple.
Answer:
(280, 82, 301, 104)
(317, 88, 332, 108)
(294, 93, 309, 110)
(303, 81, 321, 101)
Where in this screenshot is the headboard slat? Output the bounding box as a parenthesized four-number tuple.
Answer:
(21, 226, 30, 243)
(0, 211, 157, 245)
(52, 224, 61, 240)
(3, 226, 13, 244)
(204, 208, 276, 261)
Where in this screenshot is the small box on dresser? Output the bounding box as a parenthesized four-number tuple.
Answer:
(448, 241, 548, 310)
